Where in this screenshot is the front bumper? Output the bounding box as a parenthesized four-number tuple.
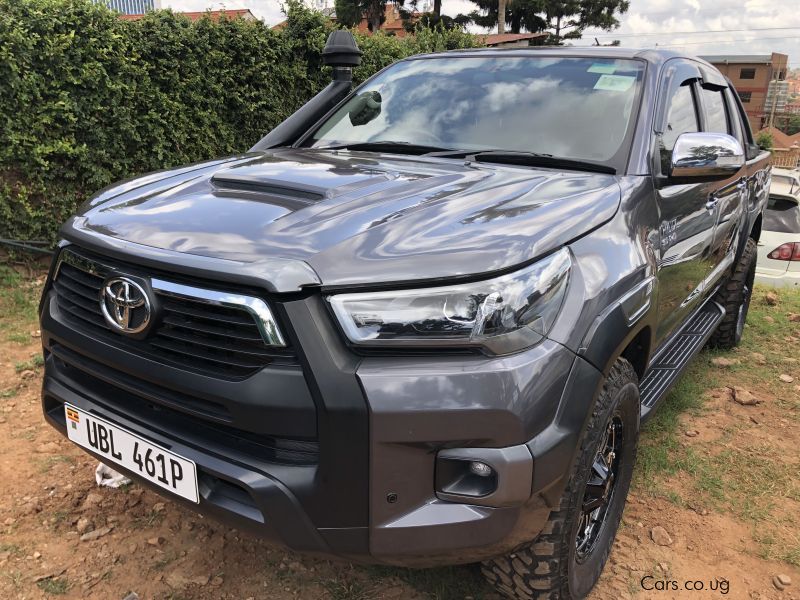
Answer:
(40, 248, 603, 566)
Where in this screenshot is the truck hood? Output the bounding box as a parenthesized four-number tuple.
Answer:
(64, 148, 621, 289)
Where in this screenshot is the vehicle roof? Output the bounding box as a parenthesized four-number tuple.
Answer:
(412, 46, 710, 68)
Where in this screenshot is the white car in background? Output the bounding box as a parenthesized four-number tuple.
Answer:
(756, 168, 800, 287)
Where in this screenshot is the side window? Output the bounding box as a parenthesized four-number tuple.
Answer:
(660, 82, 699, 173)
(725, 88, 751, 147)
(700, 87, 730, 134)
(728, 86, 758, 159)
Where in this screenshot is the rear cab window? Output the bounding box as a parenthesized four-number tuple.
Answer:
(765, 195, 800, 234)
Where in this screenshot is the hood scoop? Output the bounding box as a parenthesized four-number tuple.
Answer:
(211, 173, 326, 203)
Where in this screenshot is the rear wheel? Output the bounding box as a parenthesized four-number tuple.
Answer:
(708, 238, 757, 350)
(481, 358, 640, 600)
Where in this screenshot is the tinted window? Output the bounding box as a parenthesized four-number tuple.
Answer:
(701, 88, 729, 134)
(764, 195, 800, 233)
(309, 57, 645, 163)
(660, 83, 698, 172)
(740, 68, 756, 80)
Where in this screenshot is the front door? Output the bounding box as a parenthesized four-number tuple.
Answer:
(699, 84, 748, 290)
(654, 63, 718, 346)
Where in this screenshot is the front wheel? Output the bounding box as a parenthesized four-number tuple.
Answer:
(482, 358, 640, 600)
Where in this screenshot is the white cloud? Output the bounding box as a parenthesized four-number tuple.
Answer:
(580, 0, 800, 65)
(160, 0, 800, 65)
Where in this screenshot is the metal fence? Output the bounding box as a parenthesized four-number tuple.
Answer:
(770, 146, 800, 169)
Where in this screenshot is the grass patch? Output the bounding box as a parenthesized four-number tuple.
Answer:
(49, 510, 70, 530)
(0, 386, 18, 398)
(153, 551, 179, 571)
(754, 526, 800, 567)
(0, 265, 41, 338)
(36, 576, 69, 595)
(134, 509, 165, 528)
(0, 543, 24, 556)
(37, 454, 75, 474)
(633, 360, 714, 490)
(6, 331, 31, 344)
(14, 354, 44, 372)
(4, 570, 24, 589)
(322, 577, 371, 600)
(632, 285, 800, 566)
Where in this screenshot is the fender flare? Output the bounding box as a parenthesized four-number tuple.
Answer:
(578, 276, 656, 377)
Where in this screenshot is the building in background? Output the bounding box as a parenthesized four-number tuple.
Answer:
(119, 8, 257, 21)
(96, 0, 160, 15)
(701, 53, 789, 132)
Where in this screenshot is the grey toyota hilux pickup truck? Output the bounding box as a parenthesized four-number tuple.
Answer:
(40, 34, 770, 599)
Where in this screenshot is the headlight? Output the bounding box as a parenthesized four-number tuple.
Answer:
(328, 248, 571, 355)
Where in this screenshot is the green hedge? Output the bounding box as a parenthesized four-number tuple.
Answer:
(0, 0, 477, 244)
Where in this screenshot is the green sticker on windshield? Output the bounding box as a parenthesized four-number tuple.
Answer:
(588, 63, 617, 74)
(594, 74, 635, 92)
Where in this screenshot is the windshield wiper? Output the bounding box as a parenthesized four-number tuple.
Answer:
(319, 141, 455, 155)
(427, 149, 617, 175)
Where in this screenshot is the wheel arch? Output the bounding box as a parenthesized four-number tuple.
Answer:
(578, 281, 656, 381)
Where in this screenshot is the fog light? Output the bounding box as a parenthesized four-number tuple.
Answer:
(469, 461, 493, 477)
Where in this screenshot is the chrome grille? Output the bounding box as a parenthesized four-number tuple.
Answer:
(52, 248, 294, 379)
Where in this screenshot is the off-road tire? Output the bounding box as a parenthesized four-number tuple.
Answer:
(481, 358, 640, 600)
(708, 238, 757, 350)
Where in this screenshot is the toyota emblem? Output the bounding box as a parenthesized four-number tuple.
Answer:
(100, 277, 152, 334)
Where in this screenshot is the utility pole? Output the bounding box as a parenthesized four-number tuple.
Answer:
(769, 74, 782, 129)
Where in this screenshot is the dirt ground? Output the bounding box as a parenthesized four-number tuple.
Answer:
(1, 271, 799, 600)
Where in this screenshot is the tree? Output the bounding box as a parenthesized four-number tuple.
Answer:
(461, 0, 629, 41)
(403, 13, 470, 33)
(782, 114, 800, 136)
(498, 0, 507, 33)
(334, 0, 408, 31)
(464, 0, 546, 34)
(756, 131, 774, 150)
(334, 0, 362, 28)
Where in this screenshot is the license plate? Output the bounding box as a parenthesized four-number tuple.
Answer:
(64, 404, 199, 503)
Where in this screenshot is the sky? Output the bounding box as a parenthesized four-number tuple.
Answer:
(162, 0, 800, 67)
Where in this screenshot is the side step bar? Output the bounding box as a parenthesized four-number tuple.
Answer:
(639, 300, 725, 422)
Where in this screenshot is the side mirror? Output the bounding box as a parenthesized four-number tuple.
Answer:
(670, 132, 745, 180)
(349, 91, 382, 126)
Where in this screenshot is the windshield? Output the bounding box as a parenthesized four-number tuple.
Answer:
(306, 56, 645, 165)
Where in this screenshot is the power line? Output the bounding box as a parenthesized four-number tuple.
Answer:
(592, 26, 800, 37)
(656, 35, 800, 47)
